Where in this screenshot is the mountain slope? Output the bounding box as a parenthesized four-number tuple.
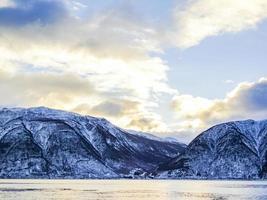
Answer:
(0, 107, 185, 179)
(156, 120, 267, 179)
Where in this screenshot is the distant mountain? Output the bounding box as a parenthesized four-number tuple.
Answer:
(128, 130, 187, 147)
(0, 107, 185, 179)
(156, 120, 267, 179)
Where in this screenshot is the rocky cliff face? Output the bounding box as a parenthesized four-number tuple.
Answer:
(156, 120, 267, 179)
(0, 107, 185, 179)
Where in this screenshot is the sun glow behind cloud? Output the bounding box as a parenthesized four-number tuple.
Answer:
(0, 0, 267, 142)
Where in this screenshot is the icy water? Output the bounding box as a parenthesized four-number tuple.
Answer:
(0, 180, 267, 200)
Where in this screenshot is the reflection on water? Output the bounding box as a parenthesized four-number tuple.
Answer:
(0, 179, 266, 200)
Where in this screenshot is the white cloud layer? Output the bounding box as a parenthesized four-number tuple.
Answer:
(173, 0, 267, 48)
(0, 0, 14, 8)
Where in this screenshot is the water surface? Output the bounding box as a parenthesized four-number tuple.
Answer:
(0, 179, 266, 200)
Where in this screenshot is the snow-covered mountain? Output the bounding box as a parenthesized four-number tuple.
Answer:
(0, 107, 185, 179)
(2, 107, 265, 180)
(156, 120, 267, 179)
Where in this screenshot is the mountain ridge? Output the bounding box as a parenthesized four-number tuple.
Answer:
(0, 107, 185, 179)
(1, 106, 267, 180)
(156, 119, 267, 179)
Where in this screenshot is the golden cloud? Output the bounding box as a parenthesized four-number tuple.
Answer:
(0, 69, 94, 108)
(171, 78, 267, 132)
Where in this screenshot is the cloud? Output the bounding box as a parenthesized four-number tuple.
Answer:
(0, 0, 67, 26)
(227, 78, 267, 111)
(73, 100, 140, 117)
(173, 0, 267, 48)
(0, 4, 173, 105)
(0, 69, 94, 108)
(171, 94, 212, 119)
(128, 117, 164, 132)
(171, 78, 267, 133)
(0, 0, 14, 8)
(0, 1, 174, 135)
(0, 1, 169, 92)
(225, 80, 235, 84)
(90, 102, 125, 117)
(72, 99, 168, 132)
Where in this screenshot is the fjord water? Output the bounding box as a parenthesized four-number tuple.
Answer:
(0, 180, 267, 200)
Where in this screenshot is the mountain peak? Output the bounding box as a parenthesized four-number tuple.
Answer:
(157, 119, 267, 179)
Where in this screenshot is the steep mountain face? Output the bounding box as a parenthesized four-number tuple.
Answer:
(0, 107, 185, 179)
(157, 120, 267, 179)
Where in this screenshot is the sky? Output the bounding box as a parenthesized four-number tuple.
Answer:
(0, 0, 267, 143)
